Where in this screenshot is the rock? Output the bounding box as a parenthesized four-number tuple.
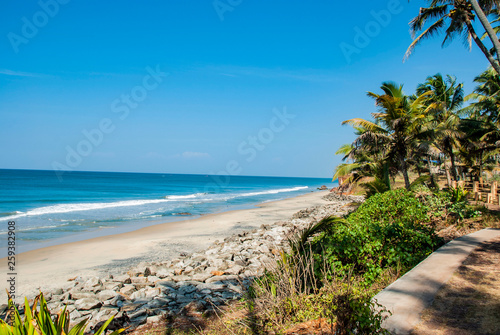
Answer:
(183, 266, 194, 274)
(171, 275, 191, 282)
(83, 277, 102, 289)
(155, 280, 177, 290)
(210, 271, 225, 276)
(130, 289, 146, 300)
(257, 244, 270, 254)
(147, 276, 160, 283)
(130, 277, 147, 284)
(318, 185, 328, 190)
(205, 275, 229, 284)
(69, 309, 82, 320)
(156, 268, 174, 278)
(128, 308, 147, 320)
(97, 290, 117, 301)
(144, 288, 161, 298)
(191, 273, 212, 282)
(147, 315, 163, 324)
(114, 274, 131, 284)
(70, 292, 95, 300)
(53, 288, 64, 295)
(224, 265, 243, 275)
(106, 294, 125, 307)
(178, 285, 196, 295)
(74, 298, 102, 310)
(120, 285, 136, 296)
(145, 299, 167, 309)
(104, 282, 123, 291)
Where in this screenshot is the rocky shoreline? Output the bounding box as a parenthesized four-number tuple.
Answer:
(1, 193, 364, 333)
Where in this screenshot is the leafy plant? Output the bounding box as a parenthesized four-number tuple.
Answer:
(0, 292, 124, 335)
(361, 177, 391, 198)
(313, 189, 443, 282)
(449, 186, 469, 203)
(322, 275, 390, 335)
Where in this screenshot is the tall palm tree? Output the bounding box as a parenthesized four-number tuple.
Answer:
(466, 67, 500, 122)
(405, 0, 500, 74)
(470, 0, 500, 59)
(465, 67, 500, 174)
(342, 82, 425, 189)
(416, 74, 465, 184)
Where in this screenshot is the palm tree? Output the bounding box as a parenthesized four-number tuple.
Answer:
(466, 67, 500, 122)
(470, 0, 500, 59)
(405, 0, 500, 74)
(416, 74, 465, 185)
(464, 67, 500, 177)
(342, 82, 425, 190)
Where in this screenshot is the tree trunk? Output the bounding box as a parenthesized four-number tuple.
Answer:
(444, 163, 452, 187)
(399, 155, 411, 190)
(469, 0, 500, 62)
(427, 155, 436, 187)
(449, 150, 459, 181)
(465, 20, 500, 74)
(479, 151, 484, 181)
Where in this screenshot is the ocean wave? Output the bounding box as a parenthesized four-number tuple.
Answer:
(1, 198, 174, 220)
(0, 211, 23, 217)
(0, 223, 67, 235)
(0, 186, 309, 220)
(237, 186, 308, 198)
(165, 193, 205, 200)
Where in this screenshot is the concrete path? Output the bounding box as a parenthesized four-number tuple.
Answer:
(373, 228, 500, 335)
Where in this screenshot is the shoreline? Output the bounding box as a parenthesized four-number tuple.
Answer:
(0, 190, 331, 303)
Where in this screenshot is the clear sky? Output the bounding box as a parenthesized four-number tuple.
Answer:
(0, 0, 491, 178)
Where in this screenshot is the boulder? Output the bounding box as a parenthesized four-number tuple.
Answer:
(120, 285, 136, 296)
(97, 290, 117, 301)
(74, 298, 102, 311)
(83, 277, 102, 289)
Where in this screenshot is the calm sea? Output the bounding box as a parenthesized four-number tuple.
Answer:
(0, 169, 334, 253)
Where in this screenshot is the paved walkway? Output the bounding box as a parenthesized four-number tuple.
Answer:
(373, 228, 500, 335)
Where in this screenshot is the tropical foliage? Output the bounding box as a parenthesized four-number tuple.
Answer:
(335, 68, 500, 193)
(0, 292, 123, 335)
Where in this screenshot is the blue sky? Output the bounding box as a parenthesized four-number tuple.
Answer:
(0, 0, 492, 178)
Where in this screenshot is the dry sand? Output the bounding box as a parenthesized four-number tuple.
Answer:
(0, 191, 329, 303)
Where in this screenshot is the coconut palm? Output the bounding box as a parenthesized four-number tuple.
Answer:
(342, 82, 426, 190)
(416, 74, 465, 184)
(464, 68, 500, 173)
(465, 67, 500, 122)
(406, 0, 500, 74)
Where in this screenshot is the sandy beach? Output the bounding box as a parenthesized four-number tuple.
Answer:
(0, 190, 330, 303)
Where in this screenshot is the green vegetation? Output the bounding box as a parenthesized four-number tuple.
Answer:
(312, 189, 443, 283)
(0, 292, 123, 335)
(334, 68, 500, 192)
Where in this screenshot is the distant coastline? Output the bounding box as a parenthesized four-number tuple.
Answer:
(0, 190, 332, 304)
(0, 169, 335, 254)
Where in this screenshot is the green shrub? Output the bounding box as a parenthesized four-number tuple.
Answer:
(313, 189, 443, 282)
(421, 187, 481, 222)
(0, 292, 124, 335)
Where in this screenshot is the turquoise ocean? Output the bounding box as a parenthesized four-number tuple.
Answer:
(0, 169, 334, 254)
